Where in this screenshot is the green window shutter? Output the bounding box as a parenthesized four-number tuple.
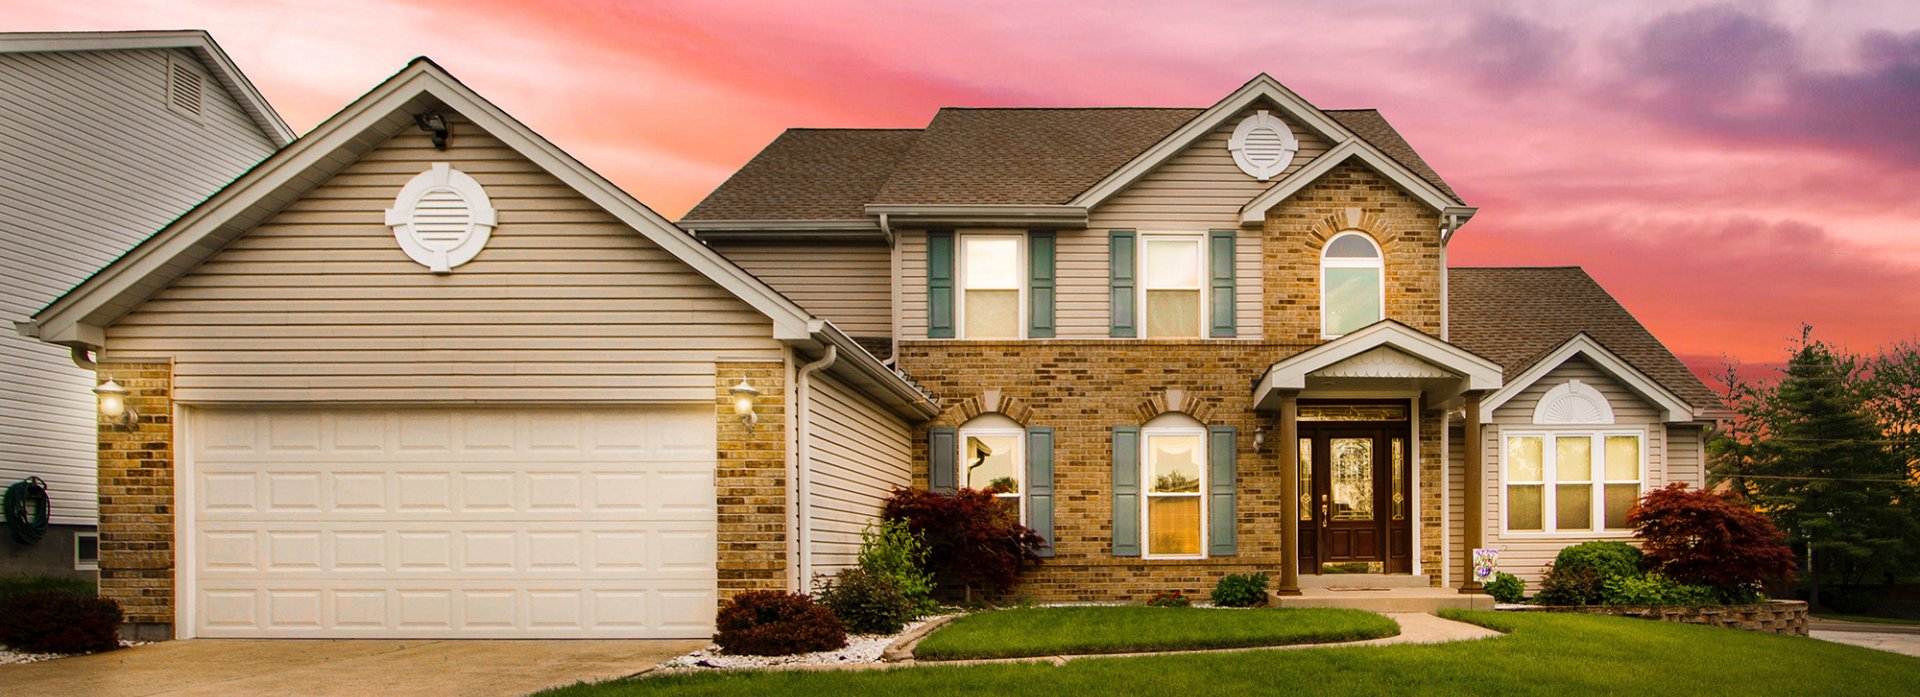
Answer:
(1208, 425, 1238, 556)
(1109, 230, 1137, 337)
(1111, 426, 1141, 556)
(1209, 230, 1237, 338)
(1026, 426, 1055, 557)
(927, 231, 955, 339)
(929, 427, 958, 494)
(1028, 230, 1056, 338)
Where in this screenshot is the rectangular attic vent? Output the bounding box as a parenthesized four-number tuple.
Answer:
(167, 54, 204, 118)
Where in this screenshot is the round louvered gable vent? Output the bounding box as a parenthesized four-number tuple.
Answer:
(385, 163, 497, 274)
(1228, 110, 1300, 180)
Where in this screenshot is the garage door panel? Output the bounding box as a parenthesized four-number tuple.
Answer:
(189, 406, 718, 639)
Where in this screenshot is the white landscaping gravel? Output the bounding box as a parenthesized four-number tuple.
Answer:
(658, 614, 959, 671)
(1, 640, 148, 666)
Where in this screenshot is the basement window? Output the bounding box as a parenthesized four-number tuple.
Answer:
(75, 532, 100, 572)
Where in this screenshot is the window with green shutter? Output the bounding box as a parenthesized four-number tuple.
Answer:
(1209, 230, 1236, 338)
(927, 231, 955, 338)
(1028, 230, 1056, 338)
(1109, 230, 1136, 337)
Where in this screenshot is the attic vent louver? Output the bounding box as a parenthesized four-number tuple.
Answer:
(386, 164, 497, 274)
(166, 55, 204, 117)
(1227, 110, 1299, 180)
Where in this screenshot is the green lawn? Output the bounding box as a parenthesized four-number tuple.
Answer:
(1813, 613, 1920, 626)
(912, 606, 1398, 660)
(536, 610, 1920, 697)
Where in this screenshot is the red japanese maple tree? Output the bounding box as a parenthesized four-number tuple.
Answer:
(1627, 483, 1797, 594)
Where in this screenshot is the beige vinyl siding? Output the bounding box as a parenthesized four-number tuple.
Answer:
(106, 113, 782, 403)
(899, 230, 928, 337)
(1, 47, 278, 524)
(806, 371, 913, 575)
(1479, 357, 1670, 583)
(710, 240, 891, 337)
(1666, 425, 1706, 488)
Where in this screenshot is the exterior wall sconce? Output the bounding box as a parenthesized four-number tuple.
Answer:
(730, 377, 760, 432)
(414, 112, 450, 149)
(94, 376, 138, 429)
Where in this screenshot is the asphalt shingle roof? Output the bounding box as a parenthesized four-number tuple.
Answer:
(682, 128, 919, 221)
(1448, 267, 1720, 411)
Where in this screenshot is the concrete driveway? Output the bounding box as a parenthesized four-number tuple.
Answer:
(0, 638, 703, 697)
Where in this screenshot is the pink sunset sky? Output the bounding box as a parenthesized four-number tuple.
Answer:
(9, 0, 1919, 380)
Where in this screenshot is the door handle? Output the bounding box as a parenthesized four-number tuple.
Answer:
(1319, 502, 1329, 519)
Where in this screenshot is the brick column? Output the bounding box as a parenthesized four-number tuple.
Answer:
(1459, 391, 1484, 593)
(714, 363, 789, 604)
(95, 362, 175, 639)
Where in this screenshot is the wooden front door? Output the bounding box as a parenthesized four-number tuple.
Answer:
(1297, 421, 1414, 574)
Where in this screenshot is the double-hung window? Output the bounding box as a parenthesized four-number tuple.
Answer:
(1505, 432, 1644, 533)
(960, 415, 1024, 521)
(1141, 235, 1205, 338)
(1142, 422, 1206, 557)
(959, 235, 1024, 339)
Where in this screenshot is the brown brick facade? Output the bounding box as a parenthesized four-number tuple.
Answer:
(714, 362, 792, 602)
(1262, 159, 1444, 341)
(95, 362, 175, 636)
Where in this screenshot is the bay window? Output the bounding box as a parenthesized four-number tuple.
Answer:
(1505, 431, 1643, 533)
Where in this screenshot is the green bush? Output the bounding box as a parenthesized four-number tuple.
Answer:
(857, 519, 937, 614)
(1146, 590, 1192, 607)
(1485, 572, 1526, 603)
(0, 592, 121, 654)
(1601, 574, 1719, 606)
(1534, 542, 1644, 605)
(0, 575, 96, 601)
(815, 566, 916, 635)
(1210, 573, 1269, 607)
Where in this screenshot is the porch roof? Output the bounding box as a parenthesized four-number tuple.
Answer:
(1253, 321, 1504, 410)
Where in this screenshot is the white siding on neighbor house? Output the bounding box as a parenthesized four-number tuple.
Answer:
(1476, 357, 1672, 583)
(105, 113, 783, 403)
(895, 106, 1332, 339)
(0, 47, 279, 524)
(708, 240, 892, 338)
(806, 371, 913, 576)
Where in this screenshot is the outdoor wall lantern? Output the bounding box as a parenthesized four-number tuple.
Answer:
(730, 377, 760, 432)
(94, 376, 138, 429)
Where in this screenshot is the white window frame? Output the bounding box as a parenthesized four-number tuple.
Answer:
(1500, 428, 1646, 538)
(74, 531, 100, 572)
(956, 233, 1027, 340)
(1137, 232, 1209, 339)
(959, 421, 1025, 523)
(1140, 424, 1209, 559)
(1320, 231, 1386, 339)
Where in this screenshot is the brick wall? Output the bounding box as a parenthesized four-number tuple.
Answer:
(95, 362, 175, 637)
(1529, 601, 1810, 636)
(895, 341, 1450, 601)
(714, 362, 791, 602)
(1262, 159, 1444, 341)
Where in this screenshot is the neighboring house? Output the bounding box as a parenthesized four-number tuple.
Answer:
(26, 58, 935, 640)
(684, 75, 1727, 599)
(1, 31, 292, 579)
(24, 62, 1723, 642)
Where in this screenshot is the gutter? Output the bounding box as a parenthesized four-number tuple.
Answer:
(808, 320, 939, 420)
(794, 344, 839, 589)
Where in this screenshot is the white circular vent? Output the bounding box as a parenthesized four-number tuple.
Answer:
(384, 163, 497, 274)
(1228, 109, 1300, 181)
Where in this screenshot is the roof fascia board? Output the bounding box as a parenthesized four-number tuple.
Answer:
(1239, 140, 1458, 224)
(0, 31, 295, 146)
(1255, 321, 1504, 407)
(1478, 333, 1695, 423)
(680, 219, 881, 233)
(1068, 74, 1356, 209)
(862, 204, 1088, 228)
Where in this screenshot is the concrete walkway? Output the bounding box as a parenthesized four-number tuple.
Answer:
(0, 637, 705, 697)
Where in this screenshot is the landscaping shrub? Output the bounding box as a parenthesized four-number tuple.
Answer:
(815, 566, 915, 635)
(0, 592, 121, 654)
(1601, 574, 1720, 606)
(1486, 572, 1526, 603)
(882, 487, 1045, 599)
(713, 591, 846, 656)
(1534, 542, 1643, 605)
(1210, 573, 1269, 607)
(0, 575, 96, 601)
(1629, 483, 1797, 598)
(856, 518, 937, 614)
(1146, 590, 1192, 607)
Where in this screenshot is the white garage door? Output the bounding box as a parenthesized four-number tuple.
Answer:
(184, 406, 718, 639)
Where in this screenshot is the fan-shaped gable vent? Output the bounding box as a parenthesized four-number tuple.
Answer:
(1533, 379, 1616, 425)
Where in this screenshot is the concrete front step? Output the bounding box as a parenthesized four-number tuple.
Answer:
(1295, 573, 1436, 590)
(1271, 588, 1499, 613)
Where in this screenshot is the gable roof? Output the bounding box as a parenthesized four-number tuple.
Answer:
(0, 30, 295, 146)
(1448, 267, 1721, 413)
(679, 75, 1465, 225)
(1254, 319, 1504, 410)
(25, 57, 936, 418)
(683, 128, 919, 222)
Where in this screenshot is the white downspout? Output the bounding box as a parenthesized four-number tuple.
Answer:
(794, 344, 839, 590)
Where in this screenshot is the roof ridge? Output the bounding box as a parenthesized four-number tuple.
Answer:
(783, 127, 922, 132)
(1450, 265, 1586, 270)
(937, 106, 1204, 111)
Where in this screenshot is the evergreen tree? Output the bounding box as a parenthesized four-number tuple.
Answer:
(1716, 328, 1920, 606)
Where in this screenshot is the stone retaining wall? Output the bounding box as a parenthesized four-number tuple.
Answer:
(1523, 600, 1808, 636)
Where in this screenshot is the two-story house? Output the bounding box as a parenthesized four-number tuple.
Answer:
(2, 31, 292, 578)
(683, 74, 1726, 600)
(26, 63, 1721, 640)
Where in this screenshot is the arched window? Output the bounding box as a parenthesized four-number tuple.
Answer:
(1321, 232, 1384, 337)
(958, 413, 1025, 520)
